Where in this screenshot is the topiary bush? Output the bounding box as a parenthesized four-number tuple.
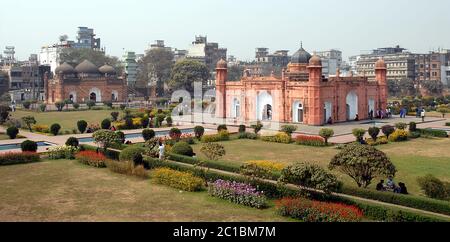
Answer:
(166, 116, 173, 127)
(368, 127, 380, 141)
(50, 123, 61, 136)
(319, 128, 334, 145)
(417, 174, 449, 200)
(395, 122, 408, 130)
(409, 122, 417, 132)
(22, 100, 31, 109)
(171, 141, 194, 157)
(281, 125, 297, 136)
(119, 146, 146, 167)
(21, 140, 38, 152)
(352, 128, 366, 141)
(217, 124, 227, 132)
(194, 126, 205, 139)
(0, 152, 40, 166)
(77, 120, 88, 134)
(169, 127, 182, 141)
(101, 118, 111, 130)
(238, 125, 246, 133)
(382, 125, 395, 138)
(6, 126, 19, 139)
(142, 129, 155, 141)
(86, 100, 96, 109)
(116, 131, 125, 144)
(73, 103, 80, 110)
(65, 137, 79, 147)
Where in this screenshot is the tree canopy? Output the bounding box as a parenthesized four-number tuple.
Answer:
(169, 59, 209, 93)
(137, 48, 174, 95)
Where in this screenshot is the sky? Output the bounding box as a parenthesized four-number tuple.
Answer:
(1, 0, 449, 61)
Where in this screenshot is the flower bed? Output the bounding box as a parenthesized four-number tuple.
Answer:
(47, 145, 79, 160)
(276, 197, 364, 222)
(294, 134, 327, 146)
(0, 152, 40, 166)
(153, 168, 204, 192)
(261, 133, 291, 144)
(208, 179, 267, 209)
(75, 150, 107, 168)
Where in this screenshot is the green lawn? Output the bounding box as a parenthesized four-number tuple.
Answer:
(0, 159, 288, 222)
(11, 109, 119, 132)
(192, 138, 450, 196)
(0, 133, 10, 140)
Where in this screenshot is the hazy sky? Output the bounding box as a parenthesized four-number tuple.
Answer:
(1, 0, 449, 61)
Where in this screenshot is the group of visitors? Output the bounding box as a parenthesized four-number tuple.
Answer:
(376, 177, 408, 195)
(399, 107, 426, 121)
(369, 108, 392, 120)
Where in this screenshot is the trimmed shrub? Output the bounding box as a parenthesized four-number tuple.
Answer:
(388, 129, 409, 142)
(276, 197, 363, 222)
(21, 140, 38, 152)
(103, 101, 113, 109)
(153, 168, 204, 191)
(281, 125, 297, 135)
(417, 174, 448, 200)
(419, 128, 448, 138)
(77, 120, 88, 134)
(208, 180, 267, 208)
(366, 136, 389, 146)
(368, 127, 380, 141)
(446, 122, 450, 127)
(395, 122, 408, 130)
(166, 116, 173, 127)
(119, 146, 145, 166)
(22, 100, 31, 109)
(294, 134, 327, 147)
(0, 152, 40, 166)
(101, 119, 111, 130)
(251, 121, 264, 134)
(86, 100, 96, 109)
(111, 112, 120, 121)
(120, 104, 126, 110)
(172, 142, 194, 157)
(261, 132, 291, 144)
(169, 127, 182, 141)
(105, 159, 148, 179)
(409, 122, 417, 132)
(240, 160, 285, 180)
(65, 137, 79, 147)
(194, 126, 205, 139)
(382, 125, 395, 138)
(55, 101, 65, 111)
(201, 132, 229, 143)
(352, 128, 366, 141)
(238, 125, 246, 133)
(142, 129, 155, 141)
(39, 103, 46, 112)
(200, 143, 225, 161)
(238, 132, 258, 140)
(50, 123, 61, 136)
(48, 145, 78, 160)
(217, 124, 228, 132)
(75, 150, 107, 168)
(319, 128, 334, 145)
(6, 126, 19, 139)
(73, 103, 80, 110)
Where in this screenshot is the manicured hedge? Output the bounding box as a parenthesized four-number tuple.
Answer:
(342, 186, 450, 216)
(0, 152, 41, 166)
(167, 153, 241, 173)
(419, 128, 448, 138)
(144, 156, 448, 222)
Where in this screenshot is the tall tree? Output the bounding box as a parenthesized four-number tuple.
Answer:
(399, 78, 416, 96)
(227, 65, 244, 81)
(387, 80, 401, 97)
(422, 80, 444, 95)
(59, 48, 123, 75)
(137, 48, 174, 96)
(169, 59, 209, 93)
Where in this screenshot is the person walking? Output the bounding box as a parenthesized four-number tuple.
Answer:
(421, 109, 426, 122)
(158, 141, 165, 160)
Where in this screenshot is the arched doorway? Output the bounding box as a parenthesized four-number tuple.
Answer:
(292, 101, 304, 123)
(346, 91, 358, 121)
(90, 93, 96, 101)
(69, 91, 77, 103)
(89, 88, 101, 102)
(111, 90, 119, 101)
(257, 91, 273, 121)
(324, 102, 332, 123)
(232, 98, 240, 118)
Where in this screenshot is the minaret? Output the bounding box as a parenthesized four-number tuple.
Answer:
(215, 59, 227, 118)
(307, 55, 323, 125)
(375, 58, 387, 110)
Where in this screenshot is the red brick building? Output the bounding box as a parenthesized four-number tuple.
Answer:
(215, 46, 388, 126)
(45, 60, 127, 104)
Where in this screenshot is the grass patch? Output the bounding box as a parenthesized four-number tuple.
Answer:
(0, 159, 289, 221)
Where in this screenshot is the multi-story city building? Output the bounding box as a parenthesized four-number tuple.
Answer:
(315, 49, 343, 77)
(39, 27, 102, 75)
(122, 51, 138, 87)
(255, 48, 290, 67)
(356, 53, 416, 82)
(187, 36, 227, 72)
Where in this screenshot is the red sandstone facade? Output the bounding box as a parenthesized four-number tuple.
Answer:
(215, 46, 388, 126)
(45, 60, 127, 104)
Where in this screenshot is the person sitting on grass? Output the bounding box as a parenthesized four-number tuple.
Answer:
(376, 180, 385, 191)
(386, 176, 396, 190)
(396, 182, 408, 195)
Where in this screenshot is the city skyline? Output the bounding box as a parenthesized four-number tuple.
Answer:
(1, 0, 450, 61)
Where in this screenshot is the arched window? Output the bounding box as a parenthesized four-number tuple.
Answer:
(232, 98, 240, 118)
(292, 101, 304, 123)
